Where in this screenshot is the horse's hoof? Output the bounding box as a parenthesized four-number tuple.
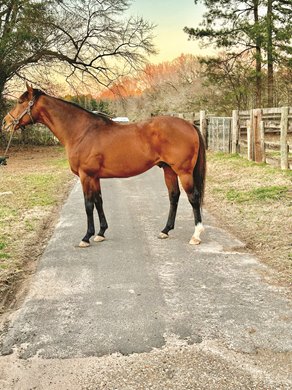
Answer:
(158, 232, 169, 239)
(189, 237, 201, 245)
(94, 235, 105, 242)
(79, 240, 90, 248)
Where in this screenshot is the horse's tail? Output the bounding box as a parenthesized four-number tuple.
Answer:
(193, 125, 206, 208)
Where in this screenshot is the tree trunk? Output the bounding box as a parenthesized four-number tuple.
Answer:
(254, 0, 262, 108)
(267, 0, 274, 107)
(0, 76, 7, 120)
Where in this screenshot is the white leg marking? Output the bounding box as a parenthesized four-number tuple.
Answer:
(94, 235, 105, 242)
(189, 223, 204, 245)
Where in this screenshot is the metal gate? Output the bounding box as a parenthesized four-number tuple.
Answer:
(207, 117, 232, 153)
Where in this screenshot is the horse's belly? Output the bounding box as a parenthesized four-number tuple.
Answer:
(98, 160, 156, 178)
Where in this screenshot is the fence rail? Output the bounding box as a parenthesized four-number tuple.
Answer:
(172, 108, 291, 170)
(165, 107, 291, 169)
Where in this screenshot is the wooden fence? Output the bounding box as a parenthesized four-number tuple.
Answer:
(199, 107, 292, 170)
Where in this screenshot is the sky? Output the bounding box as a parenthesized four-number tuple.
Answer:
(127, 0, 210, 63)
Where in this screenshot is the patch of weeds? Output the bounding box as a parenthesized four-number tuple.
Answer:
(210, 152, 241, 161)
(0, 207, 17, 219)
(226, 189, 250, 203)
(250, 186, 288, 201)
(50, 158, 69, 169)
(23, 174, 59, 207)
(25, 220, 35, 232)
(226, 186, 289, 203)
(0, 241, 10, 260)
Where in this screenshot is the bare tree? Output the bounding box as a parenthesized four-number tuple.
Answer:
(0, 0, 156, 114)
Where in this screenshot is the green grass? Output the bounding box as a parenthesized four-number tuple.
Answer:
(50, 157, 69, 169)
(226, 186, 289, 203)
(23, 173, 63, 207)
(0, 241, 10, 260)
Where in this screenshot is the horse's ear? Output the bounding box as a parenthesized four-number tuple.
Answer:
(26, 82, 33, 98)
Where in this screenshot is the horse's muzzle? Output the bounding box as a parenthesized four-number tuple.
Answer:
(1, 116, 14, 133)
(1, 117, 9, 132)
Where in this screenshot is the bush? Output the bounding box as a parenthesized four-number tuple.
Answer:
(1, 124, 59, 147)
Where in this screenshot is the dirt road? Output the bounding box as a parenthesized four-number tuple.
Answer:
(0, 168, 291, 389)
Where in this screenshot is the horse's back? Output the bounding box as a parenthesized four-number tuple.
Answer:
(143, 115, 198, 151)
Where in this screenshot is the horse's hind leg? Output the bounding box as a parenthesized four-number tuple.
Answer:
(159, 165, 180, 239)
(179, 173, 204, 245)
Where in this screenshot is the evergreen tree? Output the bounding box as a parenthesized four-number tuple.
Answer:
(185, 0, 292, 107)
(264, 0, 292, 106)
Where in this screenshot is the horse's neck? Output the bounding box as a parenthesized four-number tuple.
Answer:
(38, 95, 88, 146)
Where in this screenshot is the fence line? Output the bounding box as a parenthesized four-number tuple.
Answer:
(229, 106, 292, 169)
(168, 107, 292, 170)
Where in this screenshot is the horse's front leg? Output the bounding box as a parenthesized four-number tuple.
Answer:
(79, 175, 108, 247)
(79, 178, 95, 247)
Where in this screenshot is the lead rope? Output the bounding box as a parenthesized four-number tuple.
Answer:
(0, 98, 35, 165)
(0, 122, 15, 165)
(4, 125, 15, 155)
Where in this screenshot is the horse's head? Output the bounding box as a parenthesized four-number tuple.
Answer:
(1, 83, 42, 133)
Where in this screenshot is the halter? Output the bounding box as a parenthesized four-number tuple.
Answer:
(1, 97, 36, 165)
(5, 97, 36, 129)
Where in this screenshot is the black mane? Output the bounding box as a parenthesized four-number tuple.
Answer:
(23, 88, 113, 125)
(20, 88, 44, 102)
(58, 97, 113, 124)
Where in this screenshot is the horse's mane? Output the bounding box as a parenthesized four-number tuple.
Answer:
(25, 88, 113, 125)
(57, 98, 113, 124)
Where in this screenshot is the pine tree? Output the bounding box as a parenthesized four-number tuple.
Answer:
(264, 0, 292, 106)
(185, 0, 292, 107)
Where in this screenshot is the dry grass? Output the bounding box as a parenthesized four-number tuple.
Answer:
(0, 146, 73, 311)
(205, 152, 292, 287)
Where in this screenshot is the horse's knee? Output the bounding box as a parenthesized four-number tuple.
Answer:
(169, 189, 180, 205)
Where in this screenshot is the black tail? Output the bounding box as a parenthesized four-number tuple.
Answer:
(193, 125, 206, 208)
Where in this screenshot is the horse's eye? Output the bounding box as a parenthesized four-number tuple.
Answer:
(18, 100, 23, 104)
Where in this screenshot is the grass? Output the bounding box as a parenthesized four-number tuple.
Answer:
(0, 146, 73, 309)
(0, 242, 10, 261)
(23, 173, 61, 206)
(206, 151, 292, 286)
(226, 186, 289, 203)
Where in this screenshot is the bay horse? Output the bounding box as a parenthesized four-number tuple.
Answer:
(2, 84, 206, 247)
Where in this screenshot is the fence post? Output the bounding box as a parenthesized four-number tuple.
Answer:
(260, 120, 266, 163)
(216, 118, 219, 151)
(280, 106, 289, 170)
(232, 110, 239, 154)
(223, 118, 226, 152)
(253, 108, 263, 163)
(247, 113, 253, 160)
(200, 110, 208, 147)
